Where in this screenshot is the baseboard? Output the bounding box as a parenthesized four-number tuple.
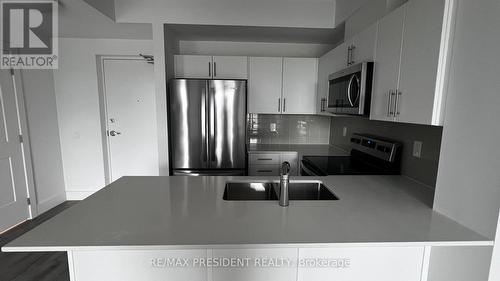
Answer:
(65, 190, 95, 200)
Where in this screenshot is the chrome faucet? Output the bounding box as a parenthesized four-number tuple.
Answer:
(279, 161, 290, 207)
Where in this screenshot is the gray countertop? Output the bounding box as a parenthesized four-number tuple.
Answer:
(3, 175, 491, 252)
(247, 144, 349, 157)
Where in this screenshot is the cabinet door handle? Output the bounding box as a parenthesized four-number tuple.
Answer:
(350, 45, 356, 65)
(257, 158, 273, 161)
(214, 62, 217, 77)
(278, 98, 281, 112)
(387, 91, 394, 117)
(395, 91, 402, 116)
(257, 170, 273, 173)
(208, 62, 211, 77)
(283, 98, 286, 112)
(347, 46, 351, 66)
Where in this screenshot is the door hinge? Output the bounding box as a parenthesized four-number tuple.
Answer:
(18, 134, 23, 143)
(27, 197, 31, 205)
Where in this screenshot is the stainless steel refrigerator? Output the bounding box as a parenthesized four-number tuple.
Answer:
(168, 79, 247, 176)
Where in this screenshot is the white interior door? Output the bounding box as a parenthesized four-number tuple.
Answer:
(103, 59, 158, 182)
(0, 70, 29, 233)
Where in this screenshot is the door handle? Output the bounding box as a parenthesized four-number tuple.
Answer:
(108, 130, 121, 136)
(347, 46, 351, 66)
(347, 75, 360, 107)
(210, 88, 216, 162)
(208, 62, 211, 77)
(283, 98, 286, 112)
(213, 62, 217, 77)
(387, 91, 394, 117)
(350, 45, 356, 65)
(395, 91, 402, 116)
(278, 98, 281, 112)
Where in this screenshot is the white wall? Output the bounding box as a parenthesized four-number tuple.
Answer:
(20, 70, 66, 214)
(343, 0, 408, 39)
(488, 211, 500, 281)
(116, 0, 336, 28)
(54, 38, 153, 199)
(178, 41, 334, 58)
(433, 0, 500, 239)
(334, 0, 368, 25)
(82, 0, 115, 20)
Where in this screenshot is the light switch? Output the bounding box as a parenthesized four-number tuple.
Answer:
(342, 127, 348, 137)
(413, 141, 423, 158)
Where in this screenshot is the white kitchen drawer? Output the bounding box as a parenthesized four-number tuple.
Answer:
(249, 153, 281, 165)
(248, 165, 280, 176)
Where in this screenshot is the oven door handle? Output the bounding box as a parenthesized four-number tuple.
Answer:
(347, 74, 360, 107)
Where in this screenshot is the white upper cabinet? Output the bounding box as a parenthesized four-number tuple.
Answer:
(282, 58, 318, 114)
(174, 55, 248, 79)
(248, 57, 283, 114)
(350, 22, 378, 64)
(397, 0, 446, 125)
(370, 0, 452, 126)
(249, 57, 318, 115)
(317, 44, 348, 115)
(212, 56, 248, 79)
(174, 55, 212, 79)
(370, 4, 406, 122)
(317, 22, 378, 115)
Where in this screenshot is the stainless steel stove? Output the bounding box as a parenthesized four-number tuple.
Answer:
(301, 134, 402, 176)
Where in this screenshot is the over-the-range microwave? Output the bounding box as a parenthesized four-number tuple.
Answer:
(326, 62, 374, 116)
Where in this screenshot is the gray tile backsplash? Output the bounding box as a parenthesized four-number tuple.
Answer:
(248, 114, 331, 145)
(330, 117, 443, 188)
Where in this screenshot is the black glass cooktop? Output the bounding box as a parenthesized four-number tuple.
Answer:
(302, 150, 401, 176)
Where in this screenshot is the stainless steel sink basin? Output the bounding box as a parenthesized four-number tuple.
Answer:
(286, 182, 339, 200)
(223, 181, 339, 201)
(223, 182, 279, 200)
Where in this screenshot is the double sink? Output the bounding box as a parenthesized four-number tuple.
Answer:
(223, 181, 339, 201)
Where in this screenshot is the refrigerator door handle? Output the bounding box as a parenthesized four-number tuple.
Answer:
(202, 84, 208, 163)
(209, 86, 216, 164)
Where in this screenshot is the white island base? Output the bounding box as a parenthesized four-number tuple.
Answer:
(65, 245, 492, 281)
(2, 176, 494, 281)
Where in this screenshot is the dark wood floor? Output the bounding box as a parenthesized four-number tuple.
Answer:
(0, 202, 77, 281)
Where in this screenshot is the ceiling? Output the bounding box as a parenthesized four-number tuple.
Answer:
(166, 24, 345, 45)
(57, 0, 152, 39)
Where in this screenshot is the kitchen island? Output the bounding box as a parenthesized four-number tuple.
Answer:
(2, 176, 493, 281)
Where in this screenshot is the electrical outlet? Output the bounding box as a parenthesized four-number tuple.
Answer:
(413, 141, 423, 158)
(342, 127, 348, 137)
(270, 123, 277, 132)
